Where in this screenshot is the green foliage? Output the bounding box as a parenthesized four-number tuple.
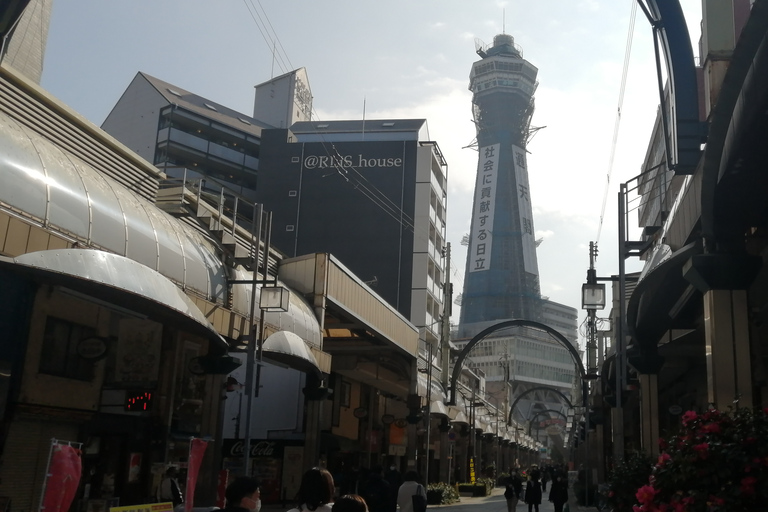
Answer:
(602, 451, 653, 512)
(426, 482, 459, 504)
(633, 407, 768, 511)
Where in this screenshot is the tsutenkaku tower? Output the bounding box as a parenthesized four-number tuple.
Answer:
(459, 33, 542, 332)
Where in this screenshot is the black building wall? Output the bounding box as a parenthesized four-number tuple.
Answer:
(258, 129, 418, 317)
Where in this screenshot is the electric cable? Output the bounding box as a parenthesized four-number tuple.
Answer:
(596, 0, 637, 244)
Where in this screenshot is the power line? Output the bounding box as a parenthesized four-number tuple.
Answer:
(596, 0, 637, 244)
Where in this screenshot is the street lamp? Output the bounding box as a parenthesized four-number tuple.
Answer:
(240, 283, 290, 475)
(582, 242, 606, 381)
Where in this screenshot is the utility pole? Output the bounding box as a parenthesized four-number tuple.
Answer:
(441, 243, 452, 391)
(585, 242, 599, 378)
(582, 241, 605, 506)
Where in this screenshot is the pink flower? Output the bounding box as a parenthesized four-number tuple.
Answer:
(681, 410, 698, 425)
(636, 485, 658, 505)
(708, 495, 724, 506)
(692, 443, 709, 458)
(700, 422, 720, 434)
(657, 453, 671, 466)
(740, 476, 757, 495)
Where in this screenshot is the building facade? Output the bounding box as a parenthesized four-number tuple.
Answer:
(257, 120, 448, 344)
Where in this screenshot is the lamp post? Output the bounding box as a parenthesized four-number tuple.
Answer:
(240, 283, 290, 475)
(230, 208, 292, 476)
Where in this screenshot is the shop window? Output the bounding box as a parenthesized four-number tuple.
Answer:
(39, 317, 97, 381)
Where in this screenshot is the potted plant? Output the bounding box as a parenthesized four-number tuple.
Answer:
(632, 407, 768, 511)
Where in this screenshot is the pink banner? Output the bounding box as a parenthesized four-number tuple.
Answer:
(184, 439, 208, 512)
(43, 444, 82, 512)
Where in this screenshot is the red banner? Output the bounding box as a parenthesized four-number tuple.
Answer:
(43, 444, 82, 512)
(184, 439, 208, 512)
(216, 470, 229, 508)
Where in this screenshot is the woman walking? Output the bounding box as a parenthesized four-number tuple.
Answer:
(504, 468, 523, 512)
(524, 468, 542, 512)
(548, 471, 569, 512)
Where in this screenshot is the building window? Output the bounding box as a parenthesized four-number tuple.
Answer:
(286, 225, 295, 232)
(39, 317, 97, 381)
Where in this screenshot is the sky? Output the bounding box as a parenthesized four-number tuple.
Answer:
(40, 0, 702, 345)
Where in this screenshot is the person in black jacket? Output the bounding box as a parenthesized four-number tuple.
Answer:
(360, 466, 393, 512)
(524, 468, 542, 512)
(504, 468, 523, 512)
(548, 471, 569, 512)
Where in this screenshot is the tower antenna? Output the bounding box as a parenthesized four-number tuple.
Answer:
(503, 9, 506, 34)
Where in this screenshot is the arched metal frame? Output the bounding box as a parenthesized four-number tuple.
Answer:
(448, 320, 588, 415)
(527, 409, 568, 436)
(508, 386, 574, 426)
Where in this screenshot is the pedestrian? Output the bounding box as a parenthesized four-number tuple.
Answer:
(504, 468, 523, 512)
(157, 466, 184, 509)
(396, 471, 427, 512)
(334, 494, 369, 512)
(524, 468, 542, 512)
(220, 476, 261, 512)
(288, 467, 335, 512)
(548, 471, 569, 512)
(384, 464, 402, 509)
(360, 466, 394, 512)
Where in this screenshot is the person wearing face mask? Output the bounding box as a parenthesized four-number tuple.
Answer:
(221, 477, 261, 512)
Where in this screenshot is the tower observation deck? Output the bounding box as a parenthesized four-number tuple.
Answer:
(459, 33, 542, 334)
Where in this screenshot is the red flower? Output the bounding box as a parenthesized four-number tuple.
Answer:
(700, 422, 720, 434)
(709, 495, 724, 506)
(740, 476, 757, 494)
(636, 485, 658, 505)
(681, 410, 698, 425)
(657, 453, 671, 466)
(692, 443, 709, 457)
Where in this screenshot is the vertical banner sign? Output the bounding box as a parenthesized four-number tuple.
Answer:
(185, 439, 208, 512)
(42, 443, 82, 512)
(512, 145, 539, 275)
(469, 457, 476, 484)
(469, 144, 500, 273)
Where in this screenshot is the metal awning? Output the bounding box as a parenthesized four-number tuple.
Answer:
(417, 373, 446, 401)
(447, 405, 469, 425)
(429, 400, 449, 417)
(6, 249, 226, 347)
(627, 242, 700, 348)
(261, 330, 320, 376)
